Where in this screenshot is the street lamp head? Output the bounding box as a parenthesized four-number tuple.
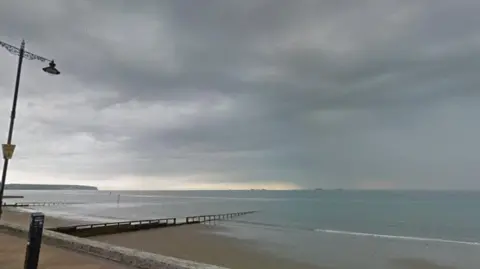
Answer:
(43, 60, 60, 75)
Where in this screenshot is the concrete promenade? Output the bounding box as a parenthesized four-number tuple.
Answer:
(1, 210, 131, 269)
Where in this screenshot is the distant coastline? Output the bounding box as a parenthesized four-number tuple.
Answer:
(5, 184, 98, 190)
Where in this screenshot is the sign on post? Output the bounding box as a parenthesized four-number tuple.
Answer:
(24, 212, 45, 269)
(2, 143, 16, 159)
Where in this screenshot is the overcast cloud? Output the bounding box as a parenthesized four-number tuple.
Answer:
(0, 0, 480, 190)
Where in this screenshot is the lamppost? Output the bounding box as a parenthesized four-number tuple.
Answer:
(0, 40, 60, 219)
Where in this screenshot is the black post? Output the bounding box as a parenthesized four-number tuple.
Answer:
(24, 212, 45, 269)
(0, 41, 24, 219)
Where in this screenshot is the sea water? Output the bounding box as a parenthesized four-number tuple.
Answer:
(5, 190, 480, 268)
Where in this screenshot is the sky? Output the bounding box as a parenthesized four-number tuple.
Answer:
(0, 0, 480, 190)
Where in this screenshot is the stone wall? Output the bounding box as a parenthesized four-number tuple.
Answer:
(0, 221, 228, 269)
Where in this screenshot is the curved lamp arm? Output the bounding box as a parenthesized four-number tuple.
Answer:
(0, 40, 51, 62)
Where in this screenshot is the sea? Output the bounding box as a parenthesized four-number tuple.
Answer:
(4, 190, 480, 268)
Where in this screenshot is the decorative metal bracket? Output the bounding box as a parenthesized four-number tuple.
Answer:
(0, 40, 50, 62)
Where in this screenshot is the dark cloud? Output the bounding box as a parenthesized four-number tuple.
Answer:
(0, 0, 480, 189)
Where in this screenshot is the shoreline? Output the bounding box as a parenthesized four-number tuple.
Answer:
(3, 208, 322, 269)
(92, 222, 322, 269)
(2, 208, 470, 269)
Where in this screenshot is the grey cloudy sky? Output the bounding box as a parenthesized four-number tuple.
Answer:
(0, 0, 479, 190)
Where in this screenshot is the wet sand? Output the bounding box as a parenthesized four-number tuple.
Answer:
(5, 209, 322, 269)
(3, 209, 460, 269)
(93, 224, 324, 269)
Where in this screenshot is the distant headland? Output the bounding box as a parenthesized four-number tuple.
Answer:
(5, 184, 98, 190)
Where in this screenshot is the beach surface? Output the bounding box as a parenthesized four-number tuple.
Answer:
(93, 223, 322, 269)
(3, 209, 321, 269)
(91, 225, 467, 269)
(2, 208, 470, 269)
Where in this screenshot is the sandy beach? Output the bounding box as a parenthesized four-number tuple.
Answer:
(4, 209, 321, 269)
(93, 223, 323, 269)
(2, 208, 461, 269)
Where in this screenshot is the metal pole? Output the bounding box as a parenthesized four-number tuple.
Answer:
(0, 41, 25, 219)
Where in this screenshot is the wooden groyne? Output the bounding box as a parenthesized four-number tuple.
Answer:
(53, 217, 177, 237)
(3, 202, 84, 207)
(3, 195, 24, 199)
(52, 210, 258, 237)
(186, 210, 257, 224)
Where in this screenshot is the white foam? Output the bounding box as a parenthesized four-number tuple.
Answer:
(314, 229, 480, 246)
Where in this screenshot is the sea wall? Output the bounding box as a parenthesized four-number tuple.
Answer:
(0, 221, 228, 269)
